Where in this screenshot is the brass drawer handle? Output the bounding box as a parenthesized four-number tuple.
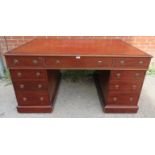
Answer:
(115, 84, 119, 89)
(32, 59, 38, 64)
(14, 59, 19, 64)
(135, 73, 140, 77)
(17, 72, 22, 77)
(113, 97, 117, 102)
(40, 97, 44, 101)
(98, 60, 103, 64)
(129, 97, 133, 102)
(38, 84, 42, 88)
(36, 72, 41, 77)
(132, 85, 137, 90)
(139, 60, 144, 64)
(116, 73, 121, 78)
(20, 84, 24, 89)
(23, 97, 27, 101)
(56, 60, 60, 64)
(120, 60, 125, 64)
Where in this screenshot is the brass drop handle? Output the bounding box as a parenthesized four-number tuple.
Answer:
(14, 59, 19, 64)
(98, 60, 103, 64)
(20, 84, 24, 89)
(129, 97, 133, 102)
(38, 84, 42, 88)
(139, 60, 144, 64)
(17, 72, 22, 77)
(120, 60, 125, 64)
(40, 97, 44, 101)
(116, 73, 121, 78)
(135, 73, 140, 78)
(33, 59, 38, 64)
(132, 85, 137, 90)
(36, 72, 41, 77)
(56, 60, 60, 64)
(113, 97, 117, 102)
(115, 84, 119, 89)
(23, 97, 27, 101)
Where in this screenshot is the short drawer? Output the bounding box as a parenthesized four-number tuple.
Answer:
(113, 57, 150, 69)
(107, 93, 139, 105)
(110, 70, 146, 81)
(10, 70, 47, 81)
(109, 81, 143, 93)
(45, 56, 113, 69)
(6, 56, 44, 68)
(16, 92, 50, 106)
(13, 81, 48, 91)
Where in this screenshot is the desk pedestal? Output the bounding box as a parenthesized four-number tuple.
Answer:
(95, 70, 145, 113)
(10, 69, 61, 113)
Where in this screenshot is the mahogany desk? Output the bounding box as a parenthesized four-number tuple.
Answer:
(5, 38, 152, 113)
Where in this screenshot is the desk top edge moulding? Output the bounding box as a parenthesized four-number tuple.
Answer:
(4, 38, 152, 113)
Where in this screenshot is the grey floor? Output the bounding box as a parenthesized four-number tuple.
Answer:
(0, 75, 155, 118)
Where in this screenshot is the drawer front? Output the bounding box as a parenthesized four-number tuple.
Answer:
(16, 92, 50, 106)
(13, 81, 48, 91)
(10, 70, 47, 81)
(109, 81, 143, 93)
(107, 93, 139, 105)
(6, 56, 44, 68)
(45, 56, 113, 69)
(114, 57, 150, 69)
(110, 70, 146, 81)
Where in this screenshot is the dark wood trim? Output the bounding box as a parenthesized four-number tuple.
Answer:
(17, 105, 53, 113)
(104, 105, 138, 113)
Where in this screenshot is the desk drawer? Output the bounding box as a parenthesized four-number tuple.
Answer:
(113, 57, 150, 69)
(107, 93, 139, 105)
(45, 56, 113, 69)
(13, 81, 48, 91)
(6, 56, 44, 68)
(109, 81, 143, 93)
(10, 70, 47, 81)
(110, 70, 146, 81)
(16, 92, 50, 106)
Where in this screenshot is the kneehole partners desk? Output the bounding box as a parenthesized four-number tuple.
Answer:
(5, 38, 152, 113)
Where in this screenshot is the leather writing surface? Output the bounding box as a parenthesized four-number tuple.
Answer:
(5, 38, 151, 57)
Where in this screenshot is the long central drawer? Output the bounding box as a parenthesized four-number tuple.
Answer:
(45, 56, 113, 69)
